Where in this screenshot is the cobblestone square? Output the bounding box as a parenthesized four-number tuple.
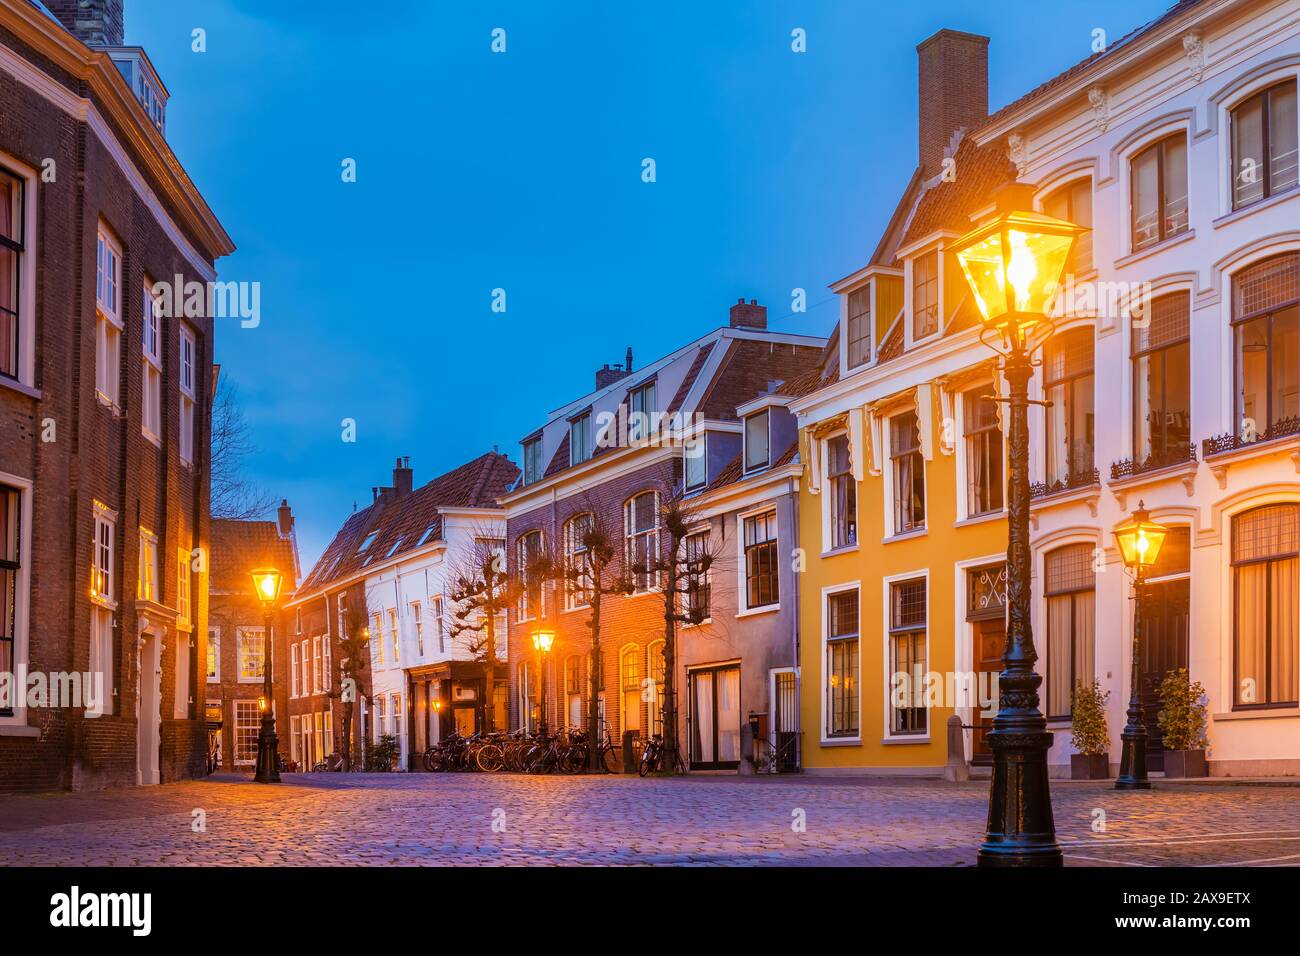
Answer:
(2, 774, 1299, 867)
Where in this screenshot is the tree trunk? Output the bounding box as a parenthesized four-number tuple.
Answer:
(340, 705, 352, 771)
(588, 588, 604, 772)
(483, 596, 497, 734)
(661, 564, 679, 773)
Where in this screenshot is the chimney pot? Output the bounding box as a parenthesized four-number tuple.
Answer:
(393, 457, 414, 496)
(729, 297, 768, 330)
(277, 499, 295, 536)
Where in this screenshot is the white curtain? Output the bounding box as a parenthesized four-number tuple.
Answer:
(717, 669, 741, 762)
(1271, 559, 1297, 704)
(693, 673, 714, 764)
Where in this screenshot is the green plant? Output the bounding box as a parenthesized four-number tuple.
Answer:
(1069, 679, 1110, 755)
(1157, 668, 1208, 751)
(364, 734, 400, 772)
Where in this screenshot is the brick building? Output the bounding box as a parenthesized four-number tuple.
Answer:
(0, 1, 234, 790)
(207, 502, 300, 771)
(500, 300, 824, 767)
(285, 452, 518, 769)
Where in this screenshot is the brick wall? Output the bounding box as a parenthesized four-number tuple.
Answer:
(0, 28, 217, 790)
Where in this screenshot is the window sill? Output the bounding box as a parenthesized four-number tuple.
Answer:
(819, 736, 861, 747)
(1214, 706, 1299, 721)
(680, 617, 713, 629)
(954, 510, 1004, 529)
(0, 376, 41, 400)
(820, 543, 860, 559)
(1213, 186, 1299, 230)
(882, 735, 930, 745)
(736, 604, 779, 620)
(1113, 228, 1195, 269)
(95, 392, 123, 416)
(142, 429, 162, 449)
(882, 528, 927, 545)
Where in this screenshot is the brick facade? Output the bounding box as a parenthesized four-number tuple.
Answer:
(0, 8, 231, 790)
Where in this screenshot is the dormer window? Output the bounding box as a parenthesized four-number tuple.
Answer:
(628, 381, 656, 442)
(569, 412, 592, 466)
(912, 251, 938, 340)
(847, 285, 872, 369)
(744, 410, 770, 473)
(522, 437, 542, 485)
(684, 432, 707, 491)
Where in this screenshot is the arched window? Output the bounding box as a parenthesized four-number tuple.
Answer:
(1232, 504, 1298, 708)
(1044, 543, 1096, 719)
(1232, 253, 1299, 442)
(563, 513, 594, 609)
(620, 645, 641, 734)
(1230, 79, 1298, 210)
(646, 640, 665, 735)
(1043, 328, 1095, 487)
(624, 491, 659, 592)
(516, 530, 543, 620)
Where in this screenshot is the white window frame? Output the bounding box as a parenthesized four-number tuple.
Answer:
(176, 548, 192, 628)
(95, 225, 123, 408)
(0, 473, 33, 726)
(884, 409, 927, 539)
(290, 640, 299, 697)
(137, 529, 159, 603)
(206, 626, 220, 683)
(237, 626, 266, 684)
(431, 595, 445, 653)
(312, 634, 322, 693)
(1117, 119, 1193, 258)
(683, 430, 707, 491)
(179, 324, 196, 465)
(1215, 65, 1300, 218)
(955, 378, 1004, 523)
(881, 569, 931, 743)
(820, 580, 862, 745)
(516, 530, 544, 620)
(736, 507, 779, 615)
(681, 526, 711, 625)
(141, 279, 162, 445)
(624, 491, 660, 594)
(844, 280, 874, 371)
(388, 607, 400, 664)
(569, 411, 592, 466)
(410, 600, 424, 656)
(743, 409, 770, 473)
(372, 612, 384, 665)
(563, 513, 593, 611)
(0, 154, 37, 388)
(905, 248, 942, 348)
(234, 700, 259, 766)
(821, 430, 859, 555)
(91, 500, 117, 608)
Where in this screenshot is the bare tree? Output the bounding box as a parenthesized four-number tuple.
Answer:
(329, 597, 373, 770)
(210, 374, 275, 520)
(632, 482, 716, 774)
(553, 509, 633, 769)
(446, 530, 519, 734)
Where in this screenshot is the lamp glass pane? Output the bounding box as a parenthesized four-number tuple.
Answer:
(955, 232, 1008, 324)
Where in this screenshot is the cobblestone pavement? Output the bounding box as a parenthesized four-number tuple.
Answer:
(2, 773, 1299, 866)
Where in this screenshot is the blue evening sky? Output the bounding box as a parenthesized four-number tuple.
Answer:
(128, 0, 1173, 570)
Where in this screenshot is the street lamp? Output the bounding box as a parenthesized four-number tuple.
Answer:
(952, 188, 1085, 867)
(531, 625, 555, 737)
(249, 566, 283, 783)
(1112, 501, 1167, 791)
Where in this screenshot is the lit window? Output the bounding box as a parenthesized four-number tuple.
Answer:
(1045, 544, 1096, 720)
(207, 627, 220, 683)
(889, 578, 928, 735)
(825, 589, 859, 738)
(890, 412, 925, 534)
(235, 701, 259, 765)
(1233, 253, 1299, 442)
(176, 549, 191, 627)
(239, 627, 266, 682)
(137, 530, 158, 603)
(964, 386, 1004, 516)
(1043, 329, 1095, 487)
(1232, 504, 1299, 708)
(1132, 293, 1191, 469)
(827, 435, 857, 549)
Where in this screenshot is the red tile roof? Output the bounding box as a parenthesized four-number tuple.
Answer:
(211, 519, 300, 595)
(297, 452, 519, 596)
(696, 338, 824, 419)
(901, 135, 1018, 247)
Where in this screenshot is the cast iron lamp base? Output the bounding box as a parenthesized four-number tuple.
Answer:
(253, 717, 281, 783)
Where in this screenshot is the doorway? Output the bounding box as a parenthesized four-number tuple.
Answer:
(966, 563, 1008, 766)
(136, 626, 162, 785)
(1139, 577, 1189, 772)
(689, 664, 741, 770)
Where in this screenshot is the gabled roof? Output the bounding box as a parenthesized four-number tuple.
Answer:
(296, 452, 519, 598)
(901, 135, 1018, 248)
(211, 519, 300, 595)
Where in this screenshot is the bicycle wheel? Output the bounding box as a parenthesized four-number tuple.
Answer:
(563, 745, 588, 774)
(600, 745, 619, 774)
(476, 744, 504, 773)
(637, 748, 656, 777)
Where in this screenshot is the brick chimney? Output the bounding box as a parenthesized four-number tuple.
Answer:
(46, 0, 125, 47)
(392, 457, 413, 496)
(729, 298, 767, 330)
(916, 29, 989, 178)
(276, 499, 294, 537)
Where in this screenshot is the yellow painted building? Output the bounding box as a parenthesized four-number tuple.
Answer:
(787, 32, 1026, 771)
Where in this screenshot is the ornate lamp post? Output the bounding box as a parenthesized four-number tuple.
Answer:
(1112, 501, 1168, 790)
(531, 625, 555, 737)
(249, 566, 283, 783)
(953, 191, 1084, 867)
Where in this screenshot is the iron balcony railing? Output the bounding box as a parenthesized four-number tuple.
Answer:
(1030, 466, 1100, 500)
(1202, 416, 1300, 457)
(1110, 441, 1197, 481)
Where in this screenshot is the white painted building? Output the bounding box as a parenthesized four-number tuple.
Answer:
(984, 0, 1300, 774)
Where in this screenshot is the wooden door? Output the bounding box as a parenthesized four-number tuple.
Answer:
(972, 618, 1005, 765)
(1139, 578, 1189, 772)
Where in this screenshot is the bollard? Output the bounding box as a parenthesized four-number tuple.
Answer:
(622, 730, 638, 774)
(943, 714, 970, 782)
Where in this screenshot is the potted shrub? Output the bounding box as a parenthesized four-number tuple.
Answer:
(1157, 668, 1208, 777)
(1069, 679, 1111, 779)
